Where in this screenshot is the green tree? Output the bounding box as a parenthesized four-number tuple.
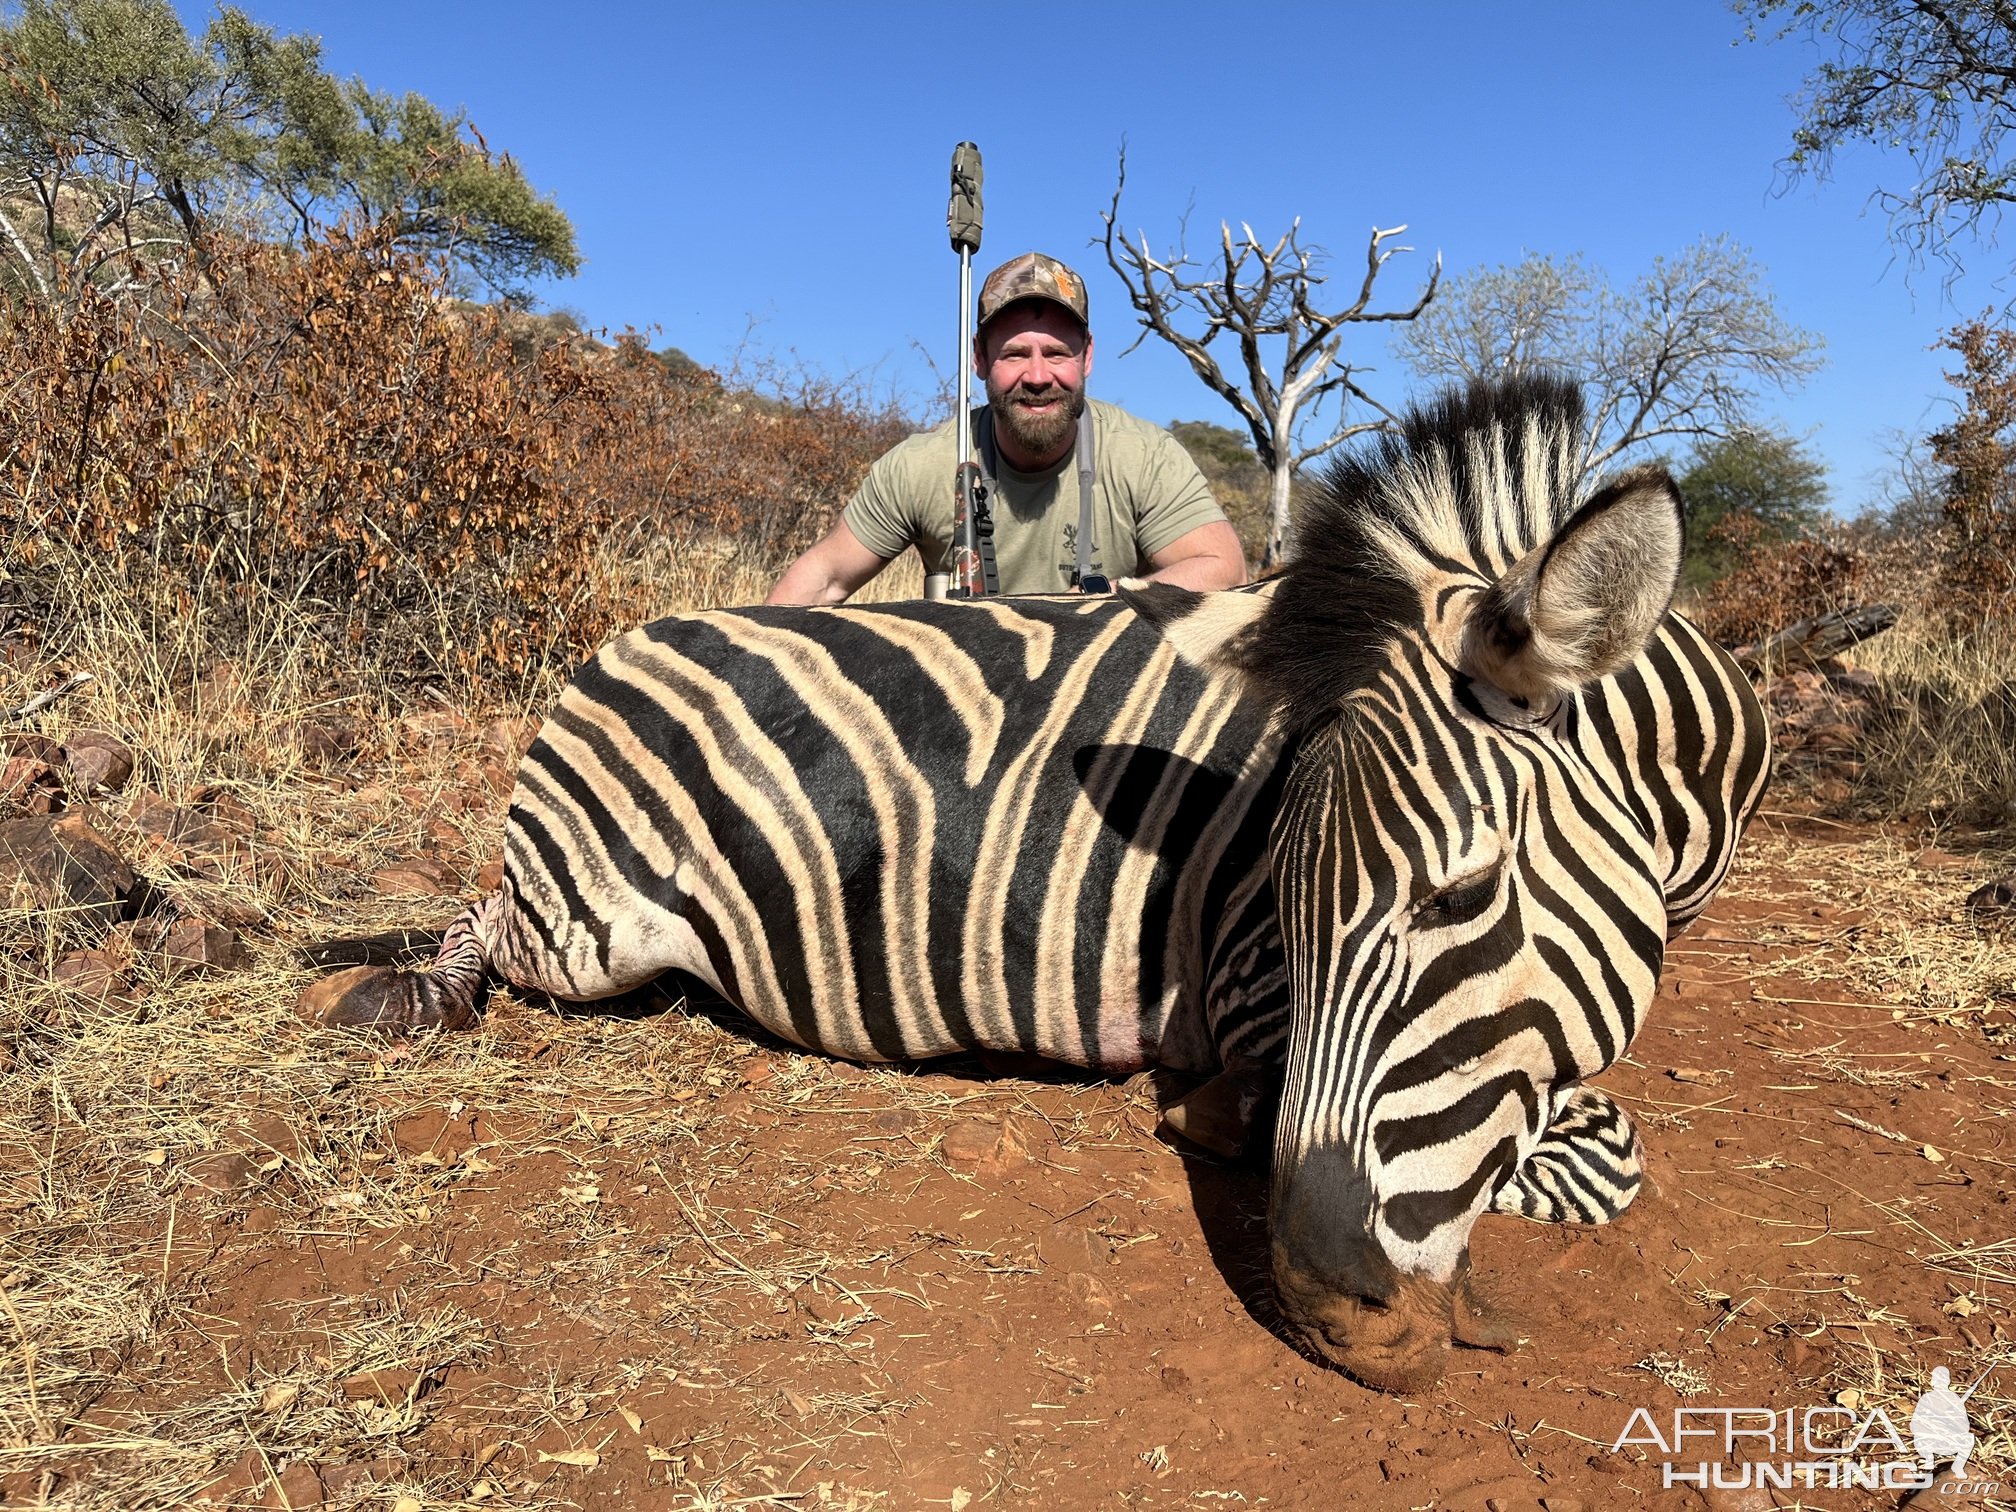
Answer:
(1396, 243, 1823, 476)
(0, 0, 578, 302)
(1675, 428, 1831, 586)
(1739, 0, 2016, 285)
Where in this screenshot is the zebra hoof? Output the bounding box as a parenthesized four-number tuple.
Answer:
(1158, 1066, 1272, 1158)
(298, 965, 432, 1035)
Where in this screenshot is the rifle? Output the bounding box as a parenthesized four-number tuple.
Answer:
(934, 142, 996, 599)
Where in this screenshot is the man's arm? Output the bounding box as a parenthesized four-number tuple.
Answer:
(766, 519, 893, 606)
(1138, 519, 1248, 592)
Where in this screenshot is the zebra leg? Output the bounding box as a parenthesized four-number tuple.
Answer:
(1159, 1061, 1278, 1158)
(297, 894, 499, 1035)
(1491, 1086, 1643, 1224)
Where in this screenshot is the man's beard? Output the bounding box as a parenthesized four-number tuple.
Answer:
(987, 374, 1085, 461)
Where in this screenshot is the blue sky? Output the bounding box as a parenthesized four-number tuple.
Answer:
(189, 1, 2008, 513)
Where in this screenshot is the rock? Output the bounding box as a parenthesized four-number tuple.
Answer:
(1065, 1270, 1114, 1314)
(60, 731, 135, 794)
(2, 734, 60, 763)
(1, 753, 59, 810)
(133, 918, 250, 979)
(370, 858, 454, 897)
(1808, 778, 1854, 806)
(479, 717, 538, 762)
(263, 1460, 325, 1509)
(51, 948, 135, 1007)
(0, 813, 134, 927)
(939, 1117, 1031, 1175)
(197, 1445, 267, 1503)
(1159, 1365, 1192, 1394)
(1914, 847, 1973, 871)
(126, 790, 241, 850)
(474, 857, 504, 891)
(191, 785, 257, 832)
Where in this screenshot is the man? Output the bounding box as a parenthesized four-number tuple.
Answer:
(767, 252, 1247, 605)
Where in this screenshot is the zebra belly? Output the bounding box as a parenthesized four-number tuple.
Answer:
(495, 597, 1284, 1071)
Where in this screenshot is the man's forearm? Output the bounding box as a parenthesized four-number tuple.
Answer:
(1139, 550, 1248, 592)
(765, 560, 850, 607)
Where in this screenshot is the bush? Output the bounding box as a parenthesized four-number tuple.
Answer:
(0, 222, 907, 690)
(1689, 513, 1867, 647)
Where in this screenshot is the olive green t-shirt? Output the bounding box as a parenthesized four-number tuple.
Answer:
(842, 398, 1226, 594)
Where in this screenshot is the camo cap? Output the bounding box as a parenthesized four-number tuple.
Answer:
(978, 252, 1090, 332)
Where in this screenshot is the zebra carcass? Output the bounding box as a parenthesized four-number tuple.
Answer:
(302, 374, 1770, 1392)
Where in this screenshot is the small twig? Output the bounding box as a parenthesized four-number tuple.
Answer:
(4, 671, 93, 721)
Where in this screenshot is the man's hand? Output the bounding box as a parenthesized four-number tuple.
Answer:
(1138, 520, 1249, 592)
(766, 520, 892, 606)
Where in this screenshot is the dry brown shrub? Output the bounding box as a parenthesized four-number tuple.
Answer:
(1690, 513, 1868, 646)
(0, 222, 907, 694)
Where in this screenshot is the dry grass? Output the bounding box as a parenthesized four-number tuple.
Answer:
(1846, 603, 2016, 829)
(0, 529, 981, 1509)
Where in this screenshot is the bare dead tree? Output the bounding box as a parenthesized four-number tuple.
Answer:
(1100, 151, 1439, 567)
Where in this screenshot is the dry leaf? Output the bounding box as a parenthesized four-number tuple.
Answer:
(391, 1499, 423, 1512)
(473, 1442, 505, 1470)
(259, 1382, 299, 1414)
(784, 1388, 812, 1417)
(645, 1445, 682, 1464)
(139, 1148, 167, 1167)
(1945, 1295, 1979, 1317)
(536, 1448, 600, 1467)
(1923, 1144, 1947, 1163)
(949, 1490, 973, 1512)
(617, 1404, 643, 1434)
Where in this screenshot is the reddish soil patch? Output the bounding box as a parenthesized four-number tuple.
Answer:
(10, 816, 2014, 1511)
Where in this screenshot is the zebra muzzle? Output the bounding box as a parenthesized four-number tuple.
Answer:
(1273, 1252, 1521, 1393)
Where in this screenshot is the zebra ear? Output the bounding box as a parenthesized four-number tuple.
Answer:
(1461, 465, 1683, 701)
(1116, 581, 1270, 673)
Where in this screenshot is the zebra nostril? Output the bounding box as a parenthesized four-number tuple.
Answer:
(1353, 1292, 1393, 1314)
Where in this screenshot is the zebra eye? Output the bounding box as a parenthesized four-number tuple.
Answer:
(1415, 866, 1501, 926)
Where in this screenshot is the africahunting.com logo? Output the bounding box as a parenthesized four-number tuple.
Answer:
(1612, 1366, 2001, 1494)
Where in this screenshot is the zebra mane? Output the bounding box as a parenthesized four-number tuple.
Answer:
(1238, 373, 1593, 735)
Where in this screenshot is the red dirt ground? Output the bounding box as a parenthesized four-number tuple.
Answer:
(14, 812, 2015, 1512)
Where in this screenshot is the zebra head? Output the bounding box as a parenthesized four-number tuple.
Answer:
(1124, 376, 1692, 1392)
